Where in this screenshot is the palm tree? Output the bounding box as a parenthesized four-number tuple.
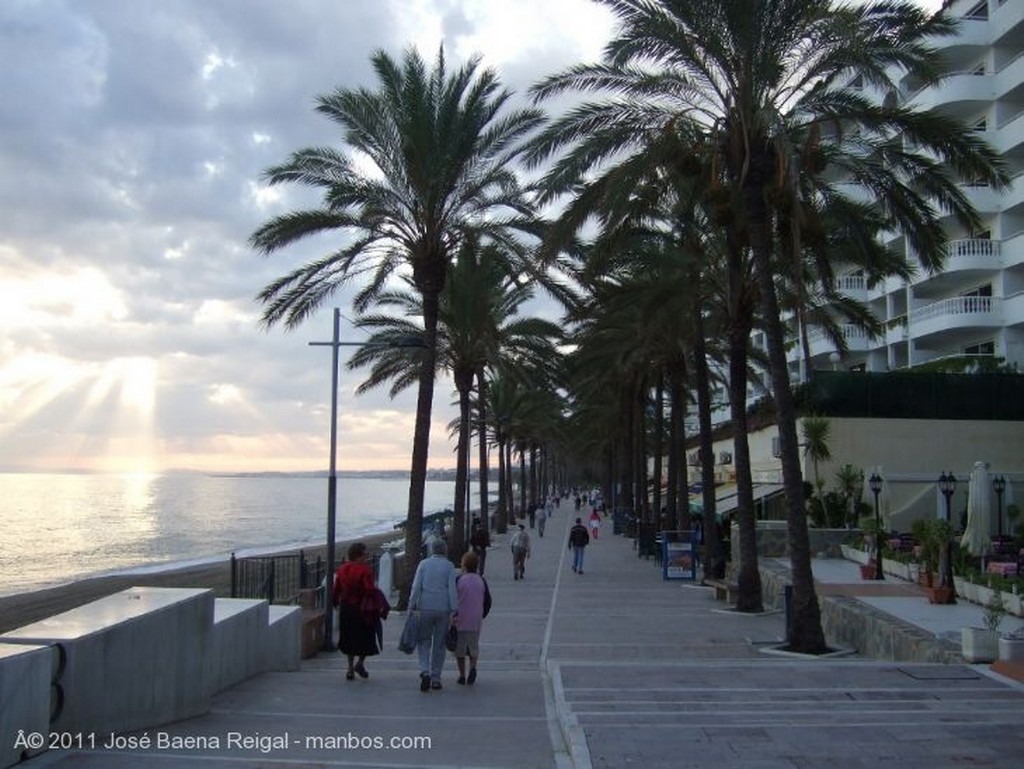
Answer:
(801, 415, 832, 501)
(529, 0, 1006, 653)
(249, 46, 543, 606)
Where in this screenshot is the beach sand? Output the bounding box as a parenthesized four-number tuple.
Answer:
(0, 530, 401, 635)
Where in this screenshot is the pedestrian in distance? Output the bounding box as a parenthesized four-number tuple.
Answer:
(470, 518, 490, 577)
(588, 507, 601, 540)
(409, 537, 458, 691)
(511, 523, 531, 580)
(333, 542, 387, 681)
(454, 550, 488, 686)
(536, 500, 548, 537)
(568, 517, 590, 574)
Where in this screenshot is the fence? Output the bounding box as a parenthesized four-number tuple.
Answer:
(801, 371, 1024, 421)
(230, 551, 324, 606)
(230, 551, 383, 606)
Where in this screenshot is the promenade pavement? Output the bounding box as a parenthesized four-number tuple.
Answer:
(26, 507, 1024, 769)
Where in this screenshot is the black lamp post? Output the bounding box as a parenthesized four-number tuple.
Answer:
(311, 308, 424, 651)
(869, 473, 884, 580)
(993, 474, 1006, 538)
(937, 471, 957, 602)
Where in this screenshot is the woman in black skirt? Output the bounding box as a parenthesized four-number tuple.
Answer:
(333, 542, 381, 680)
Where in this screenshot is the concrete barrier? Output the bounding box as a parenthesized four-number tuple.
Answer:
(0, 587, 213, 737)
(267, 605, 301, 671)
(208, 599, 268, 694)
(0, 643, 54, 769)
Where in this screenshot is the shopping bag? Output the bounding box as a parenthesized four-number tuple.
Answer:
(398, 611, 418, 654)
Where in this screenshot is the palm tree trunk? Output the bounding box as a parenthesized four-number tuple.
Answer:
(653, 374, 664, 527)
(666, 374, 680, 531)
(496, 434, 508, 533)
(476, 369, 490, 535)
(746, 176, 827, 653)
(692, 304, 721, 580)
(728, 318, 763, 612)
(400, 287, 439, 609)
(451, 374, 472, 561)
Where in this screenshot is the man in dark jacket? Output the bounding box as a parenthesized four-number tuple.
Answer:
(470, 519, 490, 576)
(568, 518, 590, 574)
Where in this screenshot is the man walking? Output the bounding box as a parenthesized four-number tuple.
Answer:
(568, 517, 590, 574)
(511, 524, 531, 580)
(536, 500, 548, 537)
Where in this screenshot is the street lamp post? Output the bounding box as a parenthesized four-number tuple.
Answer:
(993, 474, 1006, 538)
(310, 308, 424, 651)
(937, 471, 957, 603)
(869, 473, 884, 580)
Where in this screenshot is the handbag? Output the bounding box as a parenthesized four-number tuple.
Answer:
(398, 611, 419, 654)
(445, 623, 458, 653)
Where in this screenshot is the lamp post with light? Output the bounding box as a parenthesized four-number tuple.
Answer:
(310, 308, 424, 651)
(937, 471, 957, 603)
(993, 474, 1006, 538)
(869, 473, 884, 580)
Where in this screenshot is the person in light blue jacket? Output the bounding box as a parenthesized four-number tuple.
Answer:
(409, 537, 458, 691)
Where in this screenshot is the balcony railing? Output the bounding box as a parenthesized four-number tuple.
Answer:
(911, 295, 999, 324)
(834, 274, 867, 293)
(947, 238, 1001, 259)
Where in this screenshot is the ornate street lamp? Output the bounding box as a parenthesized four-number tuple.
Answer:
(311, 308, 424, 651)
(869, 473, 884, 580)
(937, 471, 957, 602)
(993, 474, 1006, 538)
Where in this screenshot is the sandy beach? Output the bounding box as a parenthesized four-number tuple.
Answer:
(0, 529, 400, 635)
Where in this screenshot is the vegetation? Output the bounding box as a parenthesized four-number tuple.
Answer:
(249, 2, 1006, 642)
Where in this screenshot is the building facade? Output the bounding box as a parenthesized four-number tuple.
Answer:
(750, 0, 1024, 383)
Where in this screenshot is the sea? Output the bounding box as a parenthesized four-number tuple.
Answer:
(0, 472, 481, 597)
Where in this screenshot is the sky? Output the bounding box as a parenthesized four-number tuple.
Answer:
(0, 0, 946, 475)
(0, 0, 619, 474)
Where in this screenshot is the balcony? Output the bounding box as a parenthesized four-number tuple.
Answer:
(802, 323, 873, 359)
(908, 238, 1003, 286)
(909, 295, 1004, 340)
(833, 274, 867, 301)
(905, 71, 995, 112)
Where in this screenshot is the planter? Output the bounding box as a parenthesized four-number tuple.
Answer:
(962, 627, 999, 663)
(918, 570, 935, 588)
(859, 563, 879, 580)
(841, 544, 870, 566)
(999, 636, 1024, 662)
(925, 585, 955, 604)
(1004, 593, 1023, 617)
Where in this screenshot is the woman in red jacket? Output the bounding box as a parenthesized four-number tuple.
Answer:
(333, 542, 381, 680)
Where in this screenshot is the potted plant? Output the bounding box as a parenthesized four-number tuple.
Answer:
(859, 516, 882, 579)
(962, 591, 1005, 662)
(999, 627, 1024, 662)
(921, 519, 955, 604)
(912, 519, 936, 587)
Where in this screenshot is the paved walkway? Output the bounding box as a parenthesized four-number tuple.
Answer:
(27, 509, 1024, 769)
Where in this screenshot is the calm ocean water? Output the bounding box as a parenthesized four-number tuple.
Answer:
(0, 473, 475, 597)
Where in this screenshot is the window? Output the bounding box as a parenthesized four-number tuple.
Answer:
(771, 436, 782, 458)
(964, 341, 995, 356)
(973, 117, 987, 132)
(718, 451, 733, 465)
(966, 1, 988, 20)
(962, 284, 993, 298)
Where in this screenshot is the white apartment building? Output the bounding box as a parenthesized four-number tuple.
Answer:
(749, 0, 1024, 383)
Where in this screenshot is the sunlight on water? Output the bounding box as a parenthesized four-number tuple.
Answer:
(0, 473, 488, 596)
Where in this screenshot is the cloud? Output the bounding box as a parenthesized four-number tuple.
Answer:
(0, 0, 602, 473)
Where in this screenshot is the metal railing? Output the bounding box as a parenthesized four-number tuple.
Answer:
(230, 550, 325, 605)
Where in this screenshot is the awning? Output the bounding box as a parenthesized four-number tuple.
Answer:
(713, 483, 785, 517)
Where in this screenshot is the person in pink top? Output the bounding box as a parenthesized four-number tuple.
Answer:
(453, 550, 489, 685)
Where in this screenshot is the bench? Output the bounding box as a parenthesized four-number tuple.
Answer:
(703, 578, 739, 603)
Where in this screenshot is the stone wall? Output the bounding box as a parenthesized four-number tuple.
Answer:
(757, 561, 961, 663)
(731, 522, 853, 561)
